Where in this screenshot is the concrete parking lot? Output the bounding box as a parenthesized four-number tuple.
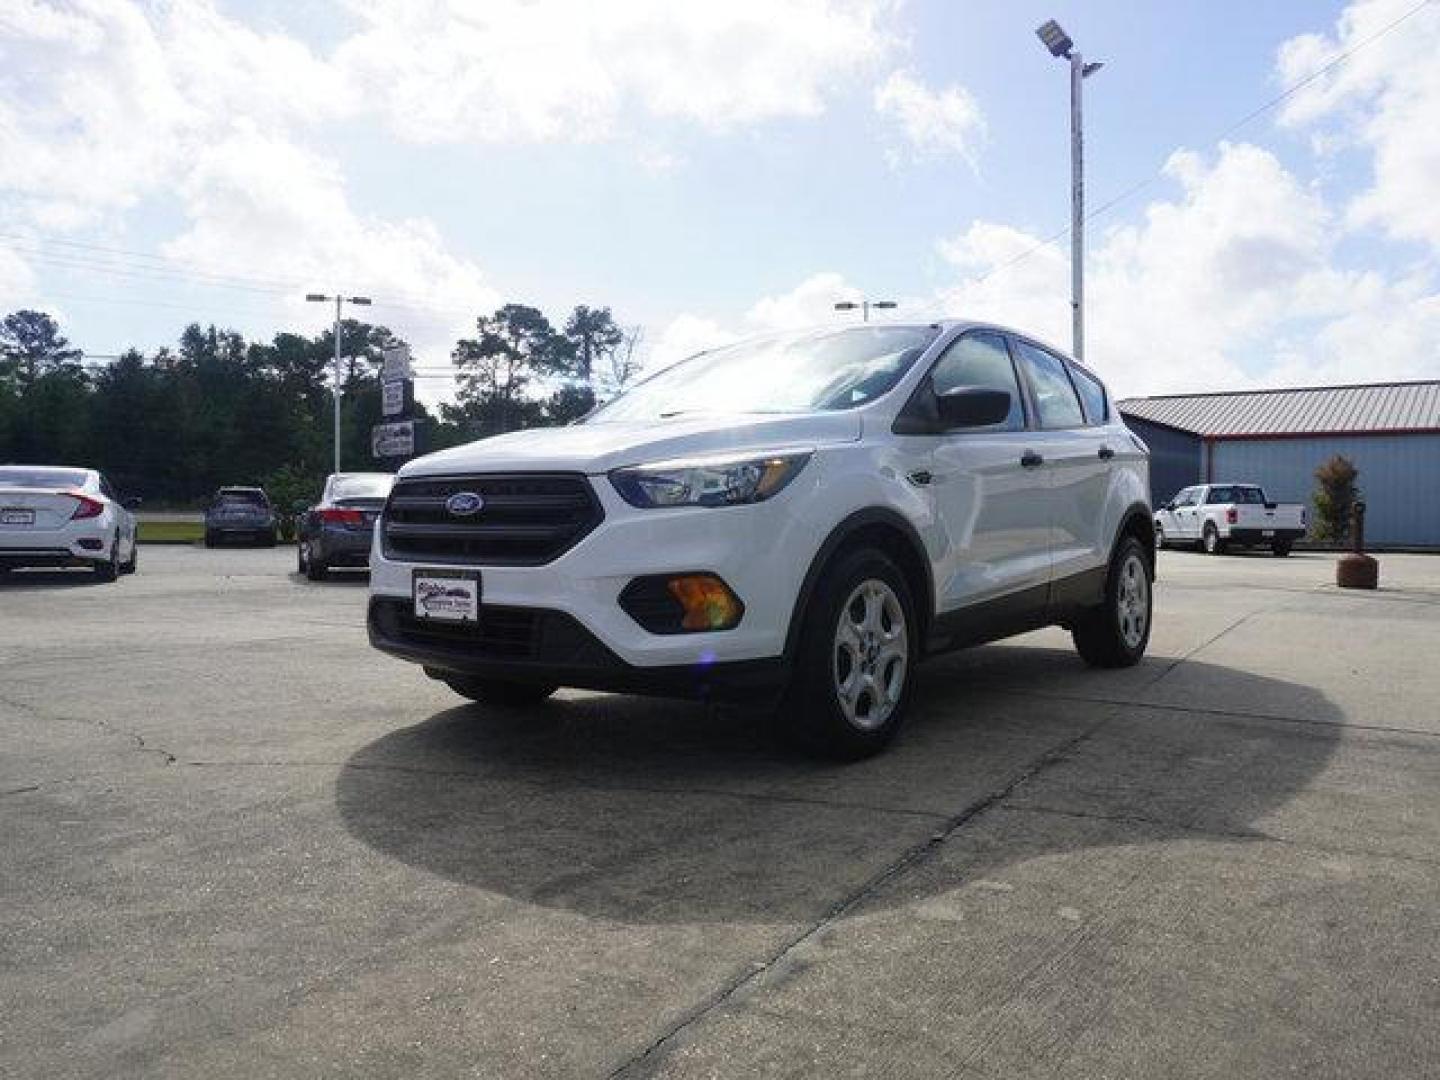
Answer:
(3, 545, 1438, 1079)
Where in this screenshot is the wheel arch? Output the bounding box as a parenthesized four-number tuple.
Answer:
(1114, 503, 1156, 574)
(783, 508, 935, 661)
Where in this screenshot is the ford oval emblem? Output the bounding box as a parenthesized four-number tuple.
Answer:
(445, 491, 485, 517)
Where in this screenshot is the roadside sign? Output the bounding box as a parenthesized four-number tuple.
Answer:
(381, 379, 406, 417)
(372, 420, 415, 458)
(381, 344, 413, 383)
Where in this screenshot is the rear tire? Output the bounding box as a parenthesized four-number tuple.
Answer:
(1202, 523, 1225, 555)
(1272, 541, 1293, 557)
(1072, 536, 1152, 668)
(93, 536, 120, 582)
(304, 548, 328, 581)
(779, 547, 917, 760)
(204, 530, 217, 548)
(444, 678, 557, 707)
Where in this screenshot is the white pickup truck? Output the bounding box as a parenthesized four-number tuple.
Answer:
(1154, 483, 1306, 556)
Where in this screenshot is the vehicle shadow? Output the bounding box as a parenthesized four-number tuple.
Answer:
(288, 570, 370, 587)
(334, 646, 1341, 924)
(0, 568, 108, 590)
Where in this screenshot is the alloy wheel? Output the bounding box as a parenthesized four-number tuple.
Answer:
(832, 579, 908, 731)
(1116, 552, 1150, 650)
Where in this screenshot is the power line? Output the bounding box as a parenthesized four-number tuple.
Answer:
(970, 0, 1435, 287)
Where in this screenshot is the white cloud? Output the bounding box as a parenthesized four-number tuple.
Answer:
(644, 313, 737, 373)
(745, 272, 863, 330)
(933, 142, 1433, 397)
(873, 70, 985, 166)
(160, 124, 498, 364)
(1278, 0, 1440, 250)
(0, 0, 490, 364)
(335, 0, 897, 144)
(0, 242, 38, 312)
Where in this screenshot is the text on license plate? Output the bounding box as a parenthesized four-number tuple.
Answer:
(413, 569, 480, 622)
(1, 509, 34, 525)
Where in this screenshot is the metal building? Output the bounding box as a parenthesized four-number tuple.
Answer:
(1119, 380, 1440, 548)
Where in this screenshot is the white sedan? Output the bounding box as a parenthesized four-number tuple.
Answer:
(0, 465, 139, 581)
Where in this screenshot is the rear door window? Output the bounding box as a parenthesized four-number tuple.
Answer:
(1013, 341, 1085, 430)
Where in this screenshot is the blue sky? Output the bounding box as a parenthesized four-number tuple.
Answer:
(1, 0, 1436, 398)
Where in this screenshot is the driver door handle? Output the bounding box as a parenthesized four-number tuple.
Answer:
(1020, 451, 1044, 468)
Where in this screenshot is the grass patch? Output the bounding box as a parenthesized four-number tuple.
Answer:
(137, 521, 204, 544)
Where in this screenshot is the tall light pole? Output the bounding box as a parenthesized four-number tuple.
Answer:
(1036, 19, 1102, 365)
(305, 292, 372, 473)
(834, 298, 898, 323)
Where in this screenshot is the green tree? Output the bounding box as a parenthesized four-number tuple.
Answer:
(448, 304, 562, 436)
(595, 324, 644, 402)
(1312, 454, 1360, 543)
(0, 309, 83, 388)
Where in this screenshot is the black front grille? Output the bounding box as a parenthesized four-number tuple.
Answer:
(373, 600, 543, 659)
(369, 599, 617, 667)
(382, 473, 603, 565)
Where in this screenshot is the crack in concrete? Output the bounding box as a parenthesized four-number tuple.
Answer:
(0, 691, 177, 766)
(1145, 607, 1269, 686)
(1002, 802, 1440, 868)
(605, 717, 1111, 1079)
(989, 686, 1440, 742)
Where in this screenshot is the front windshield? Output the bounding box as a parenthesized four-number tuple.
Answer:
(589, 326, 940, 422)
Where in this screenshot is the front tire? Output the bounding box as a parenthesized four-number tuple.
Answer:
(203, 530, 217, 548)
(1072, 536, 1153, 668)
(444, 678, 557, 707)
(1154, 523, 1165, 550)
(780, 548, 916, 760)
(119, 539, 138, 575)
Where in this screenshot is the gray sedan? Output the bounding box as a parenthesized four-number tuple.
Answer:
(296, 472, 394, 581)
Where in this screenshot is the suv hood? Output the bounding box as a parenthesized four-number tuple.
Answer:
(402, 412, 863, 478)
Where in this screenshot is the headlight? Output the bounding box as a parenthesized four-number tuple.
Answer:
(609, 451, 812, 509)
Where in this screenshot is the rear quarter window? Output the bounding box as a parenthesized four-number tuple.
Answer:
(1069, 364, 1108, 424)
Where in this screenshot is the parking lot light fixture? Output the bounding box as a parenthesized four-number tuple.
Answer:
(1035, 18, 1101, 365)
(834, 298, 899, 323)
(306, 292, 375, 472)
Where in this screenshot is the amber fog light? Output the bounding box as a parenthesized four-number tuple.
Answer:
(619, 573, 744, 634)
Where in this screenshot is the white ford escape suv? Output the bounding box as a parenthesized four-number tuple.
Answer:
(368, 321, 1154, 758)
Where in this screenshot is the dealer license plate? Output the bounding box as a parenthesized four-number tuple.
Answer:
(0, 509, 34, 525)
(413, 568, 480, 622)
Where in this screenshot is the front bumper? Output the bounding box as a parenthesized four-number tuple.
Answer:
(367, 597, 785, 700)
(369, 473, 829, 671)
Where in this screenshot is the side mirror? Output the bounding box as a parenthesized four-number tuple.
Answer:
(936, 386, 1012, 429)
(123, 496, 143, 510)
